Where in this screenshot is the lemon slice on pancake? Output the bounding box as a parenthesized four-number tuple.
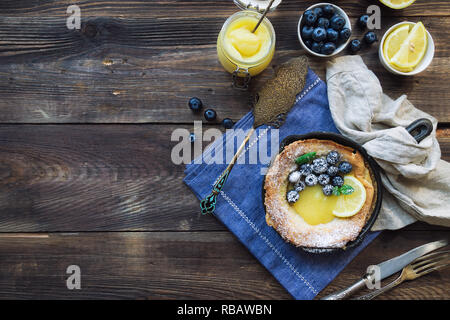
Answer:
(332, 176, 366, 218)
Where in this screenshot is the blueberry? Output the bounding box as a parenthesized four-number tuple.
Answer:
(327, 166, 339, 177)
(326, 151, 341, 165)
(318, 174, 330, 186)
(364, 31, 378, 45)
(312, 157, 328, 174)
(317, 17, 329, 29)
(294, 181, 306, 193)
(312, 27, 327, 42)
(305, 174, 318, 187)
(311, 41, 323, 53)
(188, 97, 203, 112)
(304, 39, 313, 49)
(339, 28, 351, 43)
(313, 7, 324, 18)
(321, 42, 336, 55)
(332, 175, 344, 187)
(299, 163, 313, 176)
(330, 15, 346, 31)
(327, 28, 339, 43)
(286, 190, 300, 204)
(358, 15, 369, 29)
(288, 171, 302, 184)
(322, 185, 334, 196)
(189, 133, 196, 143)
(338, 161, 353, 174)
(301, 25, 314, 40)
(349, 39, 361, 54)
(222, 118, 234, 129)
(204, 108, 217, 121)
(323, 5, 335, 18)
(303, 10, 317, 26)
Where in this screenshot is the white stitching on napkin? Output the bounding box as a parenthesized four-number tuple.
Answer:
(236, 128, 270, 162)
(295, 77, 321, 104)
(220, 190, 318, 295)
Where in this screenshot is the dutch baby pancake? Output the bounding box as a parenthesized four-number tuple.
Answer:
(264, 139, 376, 249)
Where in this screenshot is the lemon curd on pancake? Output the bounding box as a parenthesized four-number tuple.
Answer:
(264, 139, 375, 249)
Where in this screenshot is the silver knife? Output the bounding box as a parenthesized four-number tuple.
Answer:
(321, 239, 448, 300)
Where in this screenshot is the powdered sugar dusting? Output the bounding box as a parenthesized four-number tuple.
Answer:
(264, 139, 375, 249)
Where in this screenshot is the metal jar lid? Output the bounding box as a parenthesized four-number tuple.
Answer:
(233, 0, 281, 13)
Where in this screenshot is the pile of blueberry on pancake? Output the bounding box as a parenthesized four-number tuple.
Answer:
(286, 150, 353, 204)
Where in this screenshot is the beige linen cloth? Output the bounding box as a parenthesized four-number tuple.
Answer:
(326, 55, 450, 231)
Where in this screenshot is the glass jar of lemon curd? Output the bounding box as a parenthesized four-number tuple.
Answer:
(217, 7, 276, 89)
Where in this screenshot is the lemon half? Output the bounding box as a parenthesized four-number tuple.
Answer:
(332, 176, 367, 218)
(380, 0, 416, 9)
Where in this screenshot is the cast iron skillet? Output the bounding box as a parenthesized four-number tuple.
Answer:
(262, 118, 434, 254)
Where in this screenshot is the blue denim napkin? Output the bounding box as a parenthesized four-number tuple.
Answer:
(184, 69, 379, 300)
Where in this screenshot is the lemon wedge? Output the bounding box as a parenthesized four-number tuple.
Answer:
(380, 0, 416, 9)
(332, 176, 366, 218)
(390, 22, 427, 70)
(384, 24, 410, 61)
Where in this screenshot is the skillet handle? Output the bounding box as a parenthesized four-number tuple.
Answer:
(406, 118, 433, 143)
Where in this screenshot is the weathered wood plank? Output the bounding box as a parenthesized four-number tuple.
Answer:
(1, 0, 449, 17)
(0, 125, 448, 232)
(0, 230, 447, 299)
(0, 14, 448, 123)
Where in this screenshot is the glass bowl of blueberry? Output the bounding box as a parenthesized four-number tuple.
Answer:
(297, 3, 352, 57)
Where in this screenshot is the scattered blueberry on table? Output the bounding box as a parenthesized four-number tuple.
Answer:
(358, 15, 369, 29)
(349, 39, 362, 54)
(189, 133, 196, 143)
(222, 118, 234, 129)
(204, 108, 217, 121)
(364, 31, 378, 45)
(188, 97, 203, 112)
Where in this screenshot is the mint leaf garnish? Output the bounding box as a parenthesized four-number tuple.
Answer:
(332, 184, 354, 196)
(332, 186, 340, 196)
(340, 184, 354, 195)
(295, 152, 316, 165)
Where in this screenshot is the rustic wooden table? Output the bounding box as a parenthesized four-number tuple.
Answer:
(0, 0, 448, 300)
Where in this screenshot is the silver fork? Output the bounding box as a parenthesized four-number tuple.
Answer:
(354, 250, 450, 300)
